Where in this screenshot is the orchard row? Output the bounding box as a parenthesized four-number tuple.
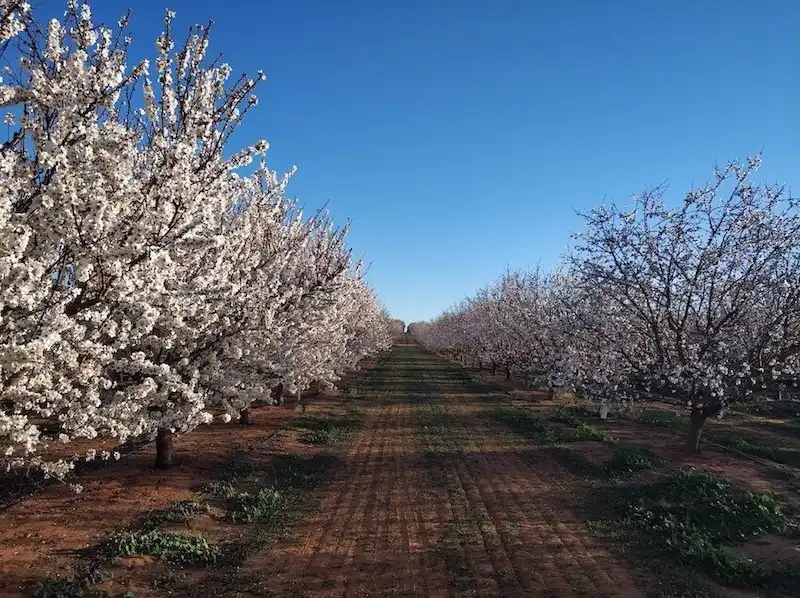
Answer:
(0, 1, 400, 484)
(412, 156, 800, 451)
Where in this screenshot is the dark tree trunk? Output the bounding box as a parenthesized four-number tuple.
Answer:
(492, 362, 497, 375)
(155, 428, 173, 469)
(686, 410, 705, 453)
(547, 387, 555, 399)
(239, 408, 251, 425)
(685, 403, 721, 453)
(271, 383, 284, 406)
(505, 366, 511, 381)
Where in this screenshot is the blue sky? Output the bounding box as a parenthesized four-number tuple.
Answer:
(80, 0, 798, 324)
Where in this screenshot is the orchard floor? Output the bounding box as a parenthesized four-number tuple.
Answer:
(1, 342, 798, 597)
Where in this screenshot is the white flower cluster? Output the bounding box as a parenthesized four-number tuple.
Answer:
(0, 2, 394, 481)
(0, 1, 29, 43)
(413, 157, 800, 444)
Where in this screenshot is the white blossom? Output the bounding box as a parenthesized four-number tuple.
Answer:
(0, 1, 394, 483)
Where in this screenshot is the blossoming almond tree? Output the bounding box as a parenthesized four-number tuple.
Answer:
(566, 156, 800, 451)
(414, 269, 570, 393)
(0, 1, 393, 479)
(387, 319, 406, 339)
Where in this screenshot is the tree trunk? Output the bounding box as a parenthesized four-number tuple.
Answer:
(505, 366, 511, 381)
(239, 408, 251, 425)
(547, 387, 555, 399)
(686, 409, 707, 453)
(271, 383, 284, 406)
(491, 362, 497, 375)
(686, 402, 722, 453)
(155, 428, 173, 469)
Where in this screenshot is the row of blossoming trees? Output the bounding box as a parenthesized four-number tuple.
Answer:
(413, 156, 800, 452)
(0, 1, 394, 483)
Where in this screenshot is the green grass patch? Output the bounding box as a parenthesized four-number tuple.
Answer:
(622, 407, 800, 470)
(570, 422, 615, 443)
(752, 419, 800, 441)
(212, 453, 339, 569)
(223, 447, 257, 479)
(484, 407, 561, 444)
(271, 452, 338, 490)
(602, 445, 662, 479)
(201, 482, 285, 524)
(632, 408, 686, 431)
(546, 444, 661, 480)
(295, 413, 357, 445)
(32, 578, 87, 598)
(301, 427, 349, 444)
(226, 487, 284, 524)
(104, 530, 220, 565)
(704, 428, 800, 469)
(604, 467, 794, 589)
(648, 585, 719, 598)
(416, 406, 457, 458)
(550, 407, 615, 442)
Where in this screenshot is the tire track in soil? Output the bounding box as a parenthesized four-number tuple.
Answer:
(448, 402, 641, 596)
(248, 380, 453, 596)
(265, 407, 383, 596)
(408, 354, 644, 597)
(303, 404, 391, 592)
(242, 345, 643, 597)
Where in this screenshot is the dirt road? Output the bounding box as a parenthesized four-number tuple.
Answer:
(248, 343, 642, 597)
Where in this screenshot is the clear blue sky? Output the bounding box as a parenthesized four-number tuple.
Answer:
(79, 1, 798, 323)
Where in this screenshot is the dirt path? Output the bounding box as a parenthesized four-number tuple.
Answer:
(246, 344, 643, 597)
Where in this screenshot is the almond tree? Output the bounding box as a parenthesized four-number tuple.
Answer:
(0, 1, 393, 479)
(387, 319, 406, 338)
(414, 269, 570, 392)
(566, 156, 800, 451)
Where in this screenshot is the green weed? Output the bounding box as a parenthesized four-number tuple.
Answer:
(32, 578, 86, 598)
(485, 407, 561, 444)
(296, 414, 357, 445)
(602, 445, 661, 479)
(570, 422, 615, 443)
(704, 428, 800, 468)
(200, 480, 285, 524)
(635, 409, 685, 430)
(104, 530, 220, 565)
(605, 468, 790, 588)
(225, 487, 285, 524)
(557, 404, 597, 419)
(648, 585, 719, 598)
